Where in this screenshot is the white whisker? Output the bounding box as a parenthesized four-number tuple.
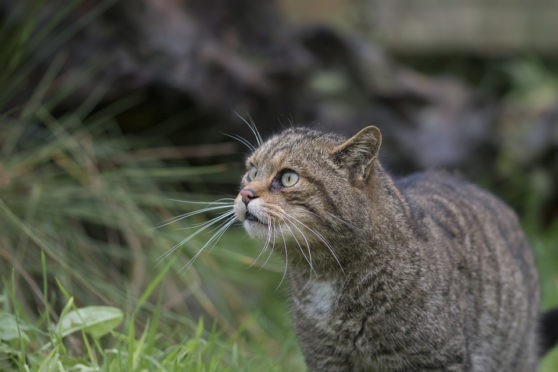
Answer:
(267, 209, 315, 275)
(156, 205, 233, 228)
(247, 113, 263, 146)
(277, 223, 289, 289)
(223, 133, 256, 152)
(286, 220, 315, 275)
(281, 212, 344, 274)
(176, 209, 235, 231)
(234, 111, 263, 146)
(157, 210, 235, 262)
(262, 222, 277, 268)
(179, 219, 230, 230)
(251, 215, 273, 267)
(165, 198, 234, 205)
(202, 216, 238, 254)
(183, 215, 237, 270)
(284, 219, 313, 272)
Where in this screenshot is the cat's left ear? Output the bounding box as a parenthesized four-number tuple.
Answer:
(331, 126, 382, 181)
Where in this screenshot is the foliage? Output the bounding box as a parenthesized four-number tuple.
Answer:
(0, 1, 303, 370)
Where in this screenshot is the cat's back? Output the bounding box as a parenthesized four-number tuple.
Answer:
(396, 170, 538, 298)
(397, 171, 535, 272)
(397, 171, 540, 370)
(397, 170, 512, 218)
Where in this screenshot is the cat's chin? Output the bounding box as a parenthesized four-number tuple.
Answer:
(243, 219, 269, 240)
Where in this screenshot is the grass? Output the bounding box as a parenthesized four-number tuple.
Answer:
(0, 253, 300, 372)
(0, 1, 557, 371)
(0, 118, 306, 371)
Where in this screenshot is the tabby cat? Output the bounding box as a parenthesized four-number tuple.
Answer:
(231, 125, 558, 371)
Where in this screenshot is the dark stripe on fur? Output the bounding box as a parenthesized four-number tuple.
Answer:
(303, 174, 342, 217)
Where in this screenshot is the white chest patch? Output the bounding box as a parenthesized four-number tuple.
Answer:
(297, 280, 338, 324)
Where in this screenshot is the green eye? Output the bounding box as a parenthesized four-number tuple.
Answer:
(247, 167, 258, 181)
(281, 172, 299, 187)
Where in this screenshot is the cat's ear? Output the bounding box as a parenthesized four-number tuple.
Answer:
(331, 126, 382, 181)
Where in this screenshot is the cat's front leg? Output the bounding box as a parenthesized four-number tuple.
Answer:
(294, 325, 356, 372)
(302, 348, 354, 372)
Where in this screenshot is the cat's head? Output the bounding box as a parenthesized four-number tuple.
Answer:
(233, 126, 382, 258)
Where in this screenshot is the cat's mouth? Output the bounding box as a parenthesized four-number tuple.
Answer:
(245, 210, 267, 225)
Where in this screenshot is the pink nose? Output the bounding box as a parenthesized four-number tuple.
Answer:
(240, 188, 258, 205)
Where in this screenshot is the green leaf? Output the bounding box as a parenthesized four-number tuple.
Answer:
(56, 306, 123, 338)
(0, 312, 29, 342)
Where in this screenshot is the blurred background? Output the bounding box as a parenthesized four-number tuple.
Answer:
(0, 0, 557, 370)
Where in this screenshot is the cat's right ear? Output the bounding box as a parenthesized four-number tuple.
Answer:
(330, 126, 382, 181)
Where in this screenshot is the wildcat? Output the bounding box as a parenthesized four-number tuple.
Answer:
(231, 125, 558, 371)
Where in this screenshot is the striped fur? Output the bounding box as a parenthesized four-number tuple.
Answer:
(234, 126, 544, 371)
